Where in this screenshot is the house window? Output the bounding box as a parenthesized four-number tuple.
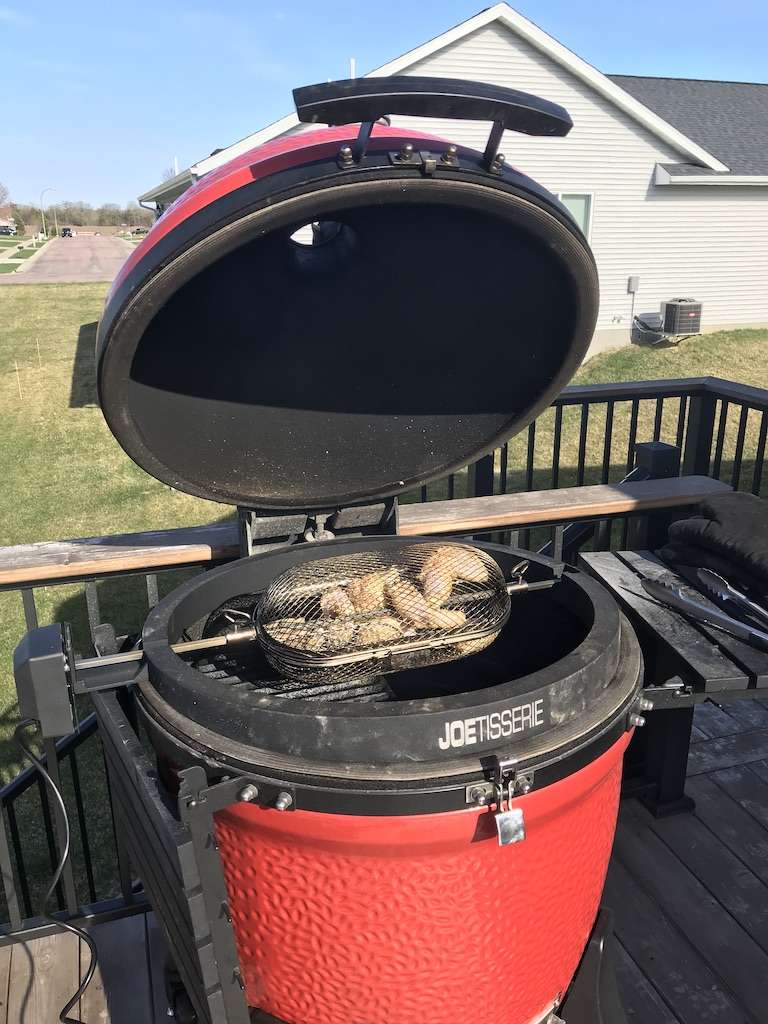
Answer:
(558, 193, 593, 239)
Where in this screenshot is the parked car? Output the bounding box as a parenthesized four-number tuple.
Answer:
(131, 226, 149, 235)
(61, 227, 73, 238)
(0, 225, 17, 236)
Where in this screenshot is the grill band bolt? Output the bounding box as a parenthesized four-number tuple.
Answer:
(275, 792, 293, 811)
(629, 713, 646, 728)
(238, 784, 259, 803)
(468, 785, 490, 807)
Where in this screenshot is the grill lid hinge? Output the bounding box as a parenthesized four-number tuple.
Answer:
(238, 497, 398, 556)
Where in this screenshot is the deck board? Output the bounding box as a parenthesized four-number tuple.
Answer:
(8, 702, 768, 1024)
(145, 912, 170, 1023)
(605, 858, 744, 1023)
(688, 728, 768, 775)
(0, 946, 11, 1024)
(615, 803, 768, 1022)
(613, 940, 681, 1023)
(7, 931, 79, 1024)
(80, 914, 152, 1024)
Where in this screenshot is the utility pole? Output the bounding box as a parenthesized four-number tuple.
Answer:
(40, 186, 55, 238)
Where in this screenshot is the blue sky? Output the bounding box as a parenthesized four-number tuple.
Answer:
(2, 1, 767, 207)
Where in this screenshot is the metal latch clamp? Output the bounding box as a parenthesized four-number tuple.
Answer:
(492, 757, 527, 847)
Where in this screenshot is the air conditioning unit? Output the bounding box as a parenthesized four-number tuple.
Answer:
(661, 298, 702, 335)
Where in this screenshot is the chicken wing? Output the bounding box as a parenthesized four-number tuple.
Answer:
(264, 617, 326, 652)
(385, 577, 435, 627)
(348, 567, 400, 614)
(421, 566, 454, 607)
(320, 587, 355, 618)
(356, 616, 406, 647)
(420, 545, 490, 585)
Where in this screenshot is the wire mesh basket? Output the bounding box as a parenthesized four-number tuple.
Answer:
(256, 542, 512, 684)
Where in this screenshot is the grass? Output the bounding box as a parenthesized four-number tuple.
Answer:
(0, 284, 221, 760)
(0, 264, 16, 274)
(0, 283, 767, 909)
(0, 283, 218, 911)
(7, 249, 36, 260)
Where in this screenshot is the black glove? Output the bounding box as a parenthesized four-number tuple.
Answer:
(660, 492, 768, 604)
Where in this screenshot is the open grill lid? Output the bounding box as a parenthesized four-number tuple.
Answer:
(97, 78, 599, 511)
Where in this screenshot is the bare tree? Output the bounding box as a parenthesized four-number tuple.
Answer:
(161, 166, 176, 181)
(0, 181, 9, 208)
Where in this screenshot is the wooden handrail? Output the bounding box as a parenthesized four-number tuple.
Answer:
(398, 476, 729, 536)
(0, 476, 729, 589)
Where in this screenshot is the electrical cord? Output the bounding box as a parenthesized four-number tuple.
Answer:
(14, 719, 98, 1024)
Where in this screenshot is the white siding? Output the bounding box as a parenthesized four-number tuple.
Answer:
(272, 21, 768, 348)
(384, 21, 768, 341)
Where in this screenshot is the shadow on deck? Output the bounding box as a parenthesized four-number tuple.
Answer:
(5, 699, 768, 1024)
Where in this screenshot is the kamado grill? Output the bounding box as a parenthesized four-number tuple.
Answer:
(14, 79, 645, 1024)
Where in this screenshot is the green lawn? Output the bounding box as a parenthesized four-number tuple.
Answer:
(0, 282, 767, 911)
(7, 249, 36, 260)
(0, 264, 16, 274)
(0, 284, 216, 911)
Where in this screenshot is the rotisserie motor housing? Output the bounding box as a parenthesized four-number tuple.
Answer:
(95, 78, 639, 1024)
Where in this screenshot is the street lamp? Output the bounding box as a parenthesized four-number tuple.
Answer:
(39, 186, 56, 239)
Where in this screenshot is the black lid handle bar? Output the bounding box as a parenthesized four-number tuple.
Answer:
(293, 76, 573, 170)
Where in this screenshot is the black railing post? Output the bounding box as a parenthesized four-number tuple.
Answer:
(628, 441, 681, 550)
(634, 440, 681, 479)
(682, 387, 717, 477)
(468, 454, 496, 498)
(468, 452, 496, 541)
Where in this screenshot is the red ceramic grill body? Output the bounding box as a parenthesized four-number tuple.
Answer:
(214, 733, 630, 1024)
(136, 541, 641, 1024)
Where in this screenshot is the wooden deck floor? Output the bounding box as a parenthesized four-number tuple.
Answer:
(0, 911, 169, 1024)
(4, 699, 768, 1024)
(610, 697, 768, 1024)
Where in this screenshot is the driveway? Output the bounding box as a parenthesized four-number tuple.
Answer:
(0, 235, 134, 284)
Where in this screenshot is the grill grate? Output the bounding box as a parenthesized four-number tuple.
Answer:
(190, 651, 393, 702)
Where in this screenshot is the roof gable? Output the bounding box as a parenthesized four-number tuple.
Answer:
(189, 3, 728, 180)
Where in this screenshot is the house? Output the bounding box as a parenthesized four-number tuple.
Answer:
(0, 205, 16, 232)
(138, 3, 768, 355)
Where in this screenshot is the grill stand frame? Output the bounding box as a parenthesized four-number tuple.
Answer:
(94, 685, 628, 1024)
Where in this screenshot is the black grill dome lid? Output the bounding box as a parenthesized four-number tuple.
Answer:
(97, 78, 599, 511)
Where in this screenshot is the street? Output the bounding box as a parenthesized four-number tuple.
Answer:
(0, 234, 134, 284)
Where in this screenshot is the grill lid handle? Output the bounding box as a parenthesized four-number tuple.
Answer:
(293, 76, 572, 138)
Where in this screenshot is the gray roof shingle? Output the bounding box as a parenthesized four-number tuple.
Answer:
(608, 75, 768, 174)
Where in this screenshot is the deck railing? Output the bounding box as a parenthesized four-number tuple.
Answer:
(0, 374, 765, 941)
